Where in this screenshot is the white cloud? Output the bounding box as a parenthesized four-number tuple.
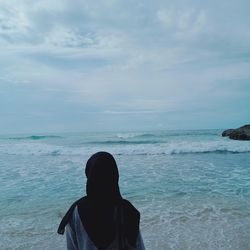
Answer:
(0, 0, 250, 132)
(0, 5, 31, 44)
(157, 9, 174, 28)
(157, 8, 208, 41)
(176, 9, 207, 39)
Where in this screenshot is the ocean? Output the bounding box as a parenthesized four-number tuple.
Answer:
(1, 129, 250, 250)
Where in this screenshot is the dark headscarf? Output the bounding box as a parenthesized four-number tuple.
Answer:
(58, 152, 140, 250)
(85, 151, 122, 203)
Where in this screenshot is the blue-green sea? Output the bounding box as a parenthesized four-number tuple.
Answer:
(1, 129, 250, 250)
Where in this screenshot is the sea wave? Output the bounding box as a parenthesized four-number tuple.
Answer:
(116, 133, 157, 139)
(162, 140, 250, 155)
(87, 140, 160, 145)
(1, 140, 250, 156)
(116, 130, 220, 140)
(8, 135, 63, 140)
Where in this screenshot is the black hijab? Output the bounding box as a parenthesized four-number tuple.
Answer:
(58, 152, 140, 250)
(85, 151, 122, 204)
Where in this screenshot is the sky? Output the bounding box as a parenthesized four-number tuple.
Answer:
(0, 0, 250, 134)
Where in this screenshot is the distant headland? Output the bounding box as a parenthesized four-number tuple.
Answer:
(222, 125, 250, 140)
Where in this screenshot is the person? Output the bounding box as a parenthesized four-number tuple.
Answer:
(58, 151, 145, 250)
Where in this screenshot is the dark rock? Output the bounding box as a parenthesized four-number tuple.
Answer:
(222, 129, 234, 137)
(222, 125, 250, 140)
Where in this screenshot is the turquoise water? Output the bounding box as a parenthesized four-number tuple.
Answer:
(1, 130, 250, 249)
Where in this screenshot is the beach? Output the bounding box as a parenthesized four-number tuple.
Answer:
(1, 129, 250, 249)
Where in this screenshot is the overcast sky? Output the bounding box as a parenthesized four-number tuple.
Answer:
(0, 0, 249, 134)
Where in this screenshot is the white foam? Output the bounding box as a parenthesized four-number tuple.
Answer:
(0, 138, 250, 156)
(164, 140, 250, 154)
(116, 132, 146, 139)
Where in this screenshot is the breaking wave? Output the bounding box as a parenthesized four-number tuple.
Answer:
(88, 140, 160, 145)
(1, 140, 250, 156)
(116, 133, 157, 139)
(116, 130, 220, 139)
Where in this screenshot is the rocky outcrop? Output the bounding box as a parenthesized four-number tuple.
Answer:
(222, 125, 250, 140)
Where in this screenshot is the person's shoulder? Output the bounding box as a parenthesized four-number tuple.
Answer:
(121, 199, 136, 207)
(121, 199, 137, 209)
(65, 196, 88, 216)
(75, 196, 88, 206)
(57, 196, 87, 234)
(121, 199, 140, 217)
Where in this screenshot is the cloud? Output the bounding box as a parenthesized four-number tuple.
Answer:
(0, 0, 250, 133)
(157, 8, 208, 40)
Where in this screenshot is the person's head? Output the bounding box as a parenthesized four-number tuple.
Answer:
(85, 151, 122, 203)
